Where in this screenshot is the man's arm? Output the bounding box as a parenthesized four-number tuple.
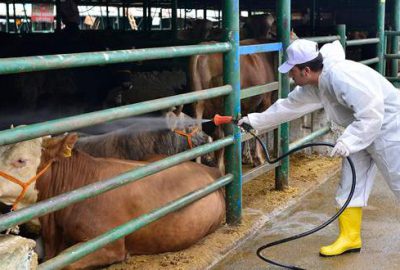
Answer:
(246, 85, 322, 130)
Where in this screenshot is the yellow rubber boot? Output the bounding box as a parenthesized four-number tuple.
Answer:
(320, 207, 362, 257)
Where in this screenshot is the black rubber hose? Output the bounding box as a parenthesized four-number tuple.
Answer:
(244, 128, 356, 270)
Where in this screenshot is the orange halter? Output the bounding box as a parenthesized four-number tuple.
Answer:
(174, 127, 199, 149)
(0, 162, 52, 211)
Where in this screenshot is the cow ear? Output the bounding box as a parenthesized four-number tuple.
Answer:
(290, 29, 299, 41)
(165, 111, 178, 131)
(266, 13, 275, 26)
(63, 133, 78, 158)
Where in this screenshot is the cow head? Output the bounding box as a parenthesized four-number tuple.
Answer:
(187, 19, 214, 40)
(0, 132, 78, 210)
(0, 133, 43, 210)
(165, 110, 216, 166)
(242, 13, 276, 40)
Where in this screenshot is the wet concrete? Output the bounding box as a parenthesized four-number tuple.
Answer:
(212, 172, 400, 270)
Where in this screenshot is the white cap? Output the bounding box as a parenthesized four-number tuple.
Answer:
(278, 39, 319, 73)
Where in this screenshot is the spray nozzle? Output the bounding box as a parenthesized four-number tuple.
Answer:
(212, 114, 253, 132)
(213, 114, 234, 126)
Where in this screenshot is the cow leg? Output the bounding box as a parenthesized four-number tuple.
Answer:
(254, 134, 267, 167)
(242, 140, 254, 165)
(195, 100, 205, 164)
(63, 239, 126, 270)
(214, 126, 225, 174)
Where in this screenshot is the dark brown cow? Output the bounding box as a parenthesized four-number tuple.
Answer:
(0, 134, 224, 269)
(75, 112, 215, 165)
(189, 37, 277, 172)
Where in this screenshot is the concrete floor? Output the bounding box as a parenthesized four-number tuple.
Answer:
(212, 172, 400, 270)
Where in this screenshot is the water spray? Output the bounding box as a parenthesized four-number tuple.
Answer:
(213, 114, 356, 270)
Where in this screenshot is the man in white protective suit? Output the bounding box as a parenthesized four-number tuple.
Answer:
(239, 39, 400, 257)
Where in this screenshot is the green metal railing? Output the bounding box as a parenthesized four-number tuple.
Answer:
(377, 0, 386, 74)
(0, 43, 231, 75)
(385, 31, 400, 83)
(307, 35, 340, 43)
(276, 0, 291, 190)
(223, 0, 242, 224)
(0, 0, 359, 268)
(0, 4, 239, 268)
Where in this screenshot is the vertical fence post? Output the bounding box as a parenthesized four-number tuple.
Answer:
(376, 0, 386, 74)
(337, 24, 346, 54)
(172, 0, 178, 37)
(147, 1, 152, 31)
(276, 0, 291, 190)
(391, 0, 400, 82)
(223, 0, 242, 225)
(122, 0, 127, 31)
(106, 0, 110, 30)
(12, 0, 16, 33)
(311, 0, 316, 36)
(6, 2, 9, 33)
(55, 0, 61, 32)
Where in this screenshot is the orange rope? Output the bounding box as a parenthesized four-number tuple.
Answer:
(174, 127, 199, 149)
(0, 162, 52, 211)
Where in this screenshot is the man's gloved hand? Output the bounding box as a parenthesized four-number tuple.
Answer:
(237, 116, 253, 132)
(330, 141, 350, 157)
(237, 116, 250, 126)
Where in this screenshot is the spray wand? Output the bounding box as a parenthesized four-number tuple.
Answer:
(211, 114, 357, 270)
(212, 114, 253, 132)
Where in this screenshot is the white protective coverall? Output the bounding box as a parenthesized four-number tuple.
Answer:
(247, 40, 400, 207)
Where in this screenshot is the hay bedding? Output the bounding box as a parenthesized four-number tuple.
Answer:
(106, 154, 340, 270)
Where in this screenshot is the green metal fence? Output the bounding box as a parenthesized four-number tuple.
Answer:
(384, 31, 400, 83)
(1, 0, 389, 268)
(0, 0, 287, 268)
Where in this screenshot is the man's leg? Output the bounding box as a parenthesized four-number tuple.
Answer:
(369, 138, 400, 201)
(320, 150, 376, 257)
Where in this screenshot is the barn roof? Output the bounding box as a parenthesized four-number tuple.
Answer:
(0, 0, 389, 10)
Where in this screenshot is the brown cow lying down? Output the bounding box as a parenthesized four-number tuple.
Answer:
(0, 134, 225, 269)
(75, 112, 215, 165)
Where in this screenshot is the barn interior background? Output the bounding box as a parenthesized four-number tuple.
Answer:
(0, 0, 398, 130)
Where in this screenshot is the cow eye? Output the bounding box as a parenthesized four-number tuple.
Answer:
(17, 159, 26, 164)
(12, 158, 28, 168)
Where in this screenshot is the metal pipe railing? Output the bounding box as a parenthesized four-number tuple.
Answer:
(0, 136, 234, 232)
(223, 0, 242, 225)
(346, 38, 380, 46)
(240, 82, 279, 99)
(384, 53, 400, 59)
(39, 174, 233, 270)
(277, 0, 291, 190)
(0, 43, 231, 75)
(386, 76, 400, 82)
(289, 126, 331, 150)
(0, 85, 232, 146)
(359, 57, 380, 65)
(376, 0, 386, 74)
(385, 30, 400, 36)
(306, 35, 340, 43)
(390, 0, 400, 78)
